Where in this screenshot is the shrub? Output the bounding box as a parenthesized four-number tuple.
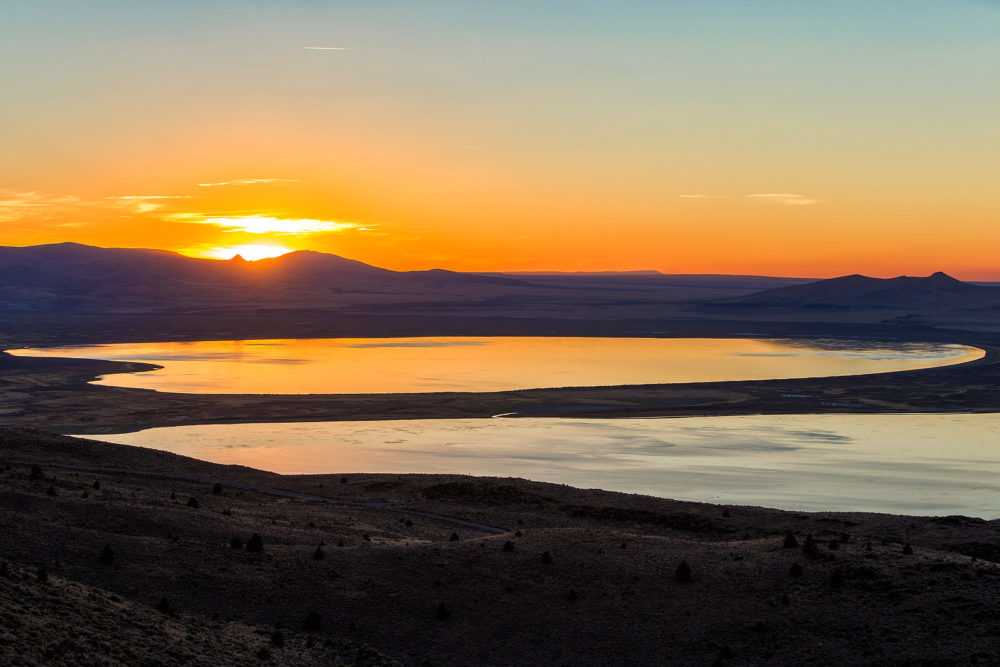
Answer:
(828, 540, 839, 551)
(81, 491, 89, 499)
(92, 480, 100, 490)
(449, 533, 459, 542)
(675, 560, 694, 583)
(337, 539, 344, 547)
(36, 566, 48, 583)
(29, 464, 44, 481)
(502, 541, 515, 553)
(187, 497, 200, 508)
(46, 485, 56, 497)
(435, 602, 450, 621)
(270, 630, 284, 648)
(789, 562, 803, 578)
(99, 544, 115, 566)
(0, 562, 7, 578)
(802, 534, 820, 559)
(303, 610, 322, 632)
(313, 546, 324, 561)
(782, 531, 798, 548)
(230, 537, 244, 550)
(363, 533, 371, 542)
(212, 483, 223, 495)
(541, 551, 553, 564)
(170, 492, 176, 500)
(830, 569, 845, 588)
(156, 597, 172, 614)
(902, 543, 914, 555)
(246, 533, 264, 553)
(255, 647, 271, 660)
(565, 589, 577, 602)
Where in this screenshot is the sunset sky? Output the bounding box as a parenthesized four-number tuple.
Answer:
(2, 1, 998, 278)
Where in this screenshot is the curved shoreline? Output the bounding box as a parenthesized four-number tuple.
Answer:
(1, 335, 998, 435)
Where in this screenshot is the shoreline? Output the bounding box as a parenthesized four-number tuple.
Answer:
(1, 336, 998, 434)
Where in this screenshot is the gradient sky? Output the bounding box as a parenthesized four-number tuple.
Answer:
(2, 1, 998, 277)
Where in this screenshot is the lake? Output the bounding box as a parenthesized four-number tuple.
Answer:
(10, 337, 983, 394)
(85, 413, 1000, 518)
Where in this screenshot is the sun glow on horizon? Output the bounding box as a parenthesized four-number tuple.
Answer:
(189, 244, 293, 262)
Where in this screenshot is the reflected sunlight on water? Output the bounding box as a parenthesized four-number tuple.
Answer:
(10, 337, 983, 394)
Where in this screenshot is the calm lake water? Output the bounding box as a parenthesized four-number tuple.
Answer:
(11, 337, 983, 394)
(86, 414, 1000, 518)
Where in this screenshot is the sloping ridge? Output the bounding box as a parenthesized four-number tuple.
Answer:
(716, 271, 1000, 310)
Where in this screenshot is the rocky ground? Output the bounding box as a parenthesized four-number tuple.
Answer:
(3, 427, 1000, 665)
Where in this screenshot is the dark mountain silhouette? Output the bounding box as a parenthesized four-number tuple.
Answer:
(0, 243, 532, 312)
(714, 272, 1000, 310)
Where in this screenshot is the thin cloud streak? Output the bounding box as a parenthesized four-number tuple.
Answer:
(746, 193, 819, 206)
(303, 46, 351, 51)
(197, 179, 299, 188)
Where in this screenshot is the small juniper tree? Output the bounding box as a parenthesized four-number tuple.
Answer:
(246, 533, 264, 553)
(782, 531, 798, 548)
(270, 630, 285, 647)
(303, 610, 322, 632)
(802, 534, 820, 559)
(230, 536, 244, 550)
(212, 483, 223, 495)
(789, 562, 803, 578)
(99, 544, 115, 566)
(313, 545, 324, 561)
(675, 560, 694, 583)
(435, 602, 450, 621)
(29, 464, 44, 481)
(541, 551, 553, 564)
(187, 497, 200, 508)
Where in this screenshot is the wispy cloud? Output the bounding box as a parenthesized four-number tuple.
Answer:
(303, 46, 351, 51)
(746, 193, 818, 206)
(106, 194, 196, 214)
(196, 178, 299, 188)
(0, 190, 83, 222)
(678, 194, 725, 199)
(176, 215, 362, 235)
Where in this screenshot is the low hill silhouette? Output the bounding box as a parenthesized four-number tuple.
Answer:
(713, 272, 1000, 311)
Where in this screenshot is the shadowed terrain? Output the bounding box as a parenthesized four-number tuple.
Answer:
(3, 429, 1000, 665)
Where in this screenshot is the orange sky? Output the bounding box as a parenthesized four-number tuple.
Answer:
(3, 1, 999, 279)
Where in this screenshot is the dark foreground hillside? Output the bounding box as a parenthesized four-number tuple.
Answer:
(3, 428, 1000, 665)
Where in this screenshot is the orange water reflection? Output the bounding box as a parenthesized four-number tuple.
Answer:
(11, 337, 983, 395)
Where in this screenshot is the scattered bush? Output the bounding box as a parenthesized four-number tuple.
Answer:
(514, 530, 522, 538)
(830, 569, 845, 588)
(802, 534, 820, 559)
(404, 519, 413, 527)
(46, 485, 56, 497)
(541, 551, 553, 564)
(303, 610, 322, 632)
(828, 540, 839, 551)
(782, 531, 798, 548)
(170, 492, 176, 500)
(789, 562, 803, 578)
(29, 464, 44, 481)
(902, 543, 914, 555)
(187, 497, 200, 508)
(675, 560, 694, 583)
(362, 534, 371, 542)
(435, 602, 450, 621)
(337, 539, 344, 547)
(0, 562, 7, 578)
(565, 589, 578, 602)
(722, 508, 731, 518)
(306, 636, 316, 648)
(92, 480, 100, 490)
(449, 533, 459, 542)
(36, 566, 48, 583)
(313, 546, 324, 561)
(255, 647, 271, 660)
(340, 477, 347, 484)
(99, 544, 115, 566)
(81, 491, 89, 499)
(246, 533, 264, 553)
(270, 630, 285, 647)
(212, 483, 223, 495)
(156, 597, 172, 614)
(230, 537, 244, 550)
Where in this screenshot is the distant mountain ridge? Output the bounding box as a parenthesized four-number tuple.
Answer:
(714, 271, 1000, 310)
